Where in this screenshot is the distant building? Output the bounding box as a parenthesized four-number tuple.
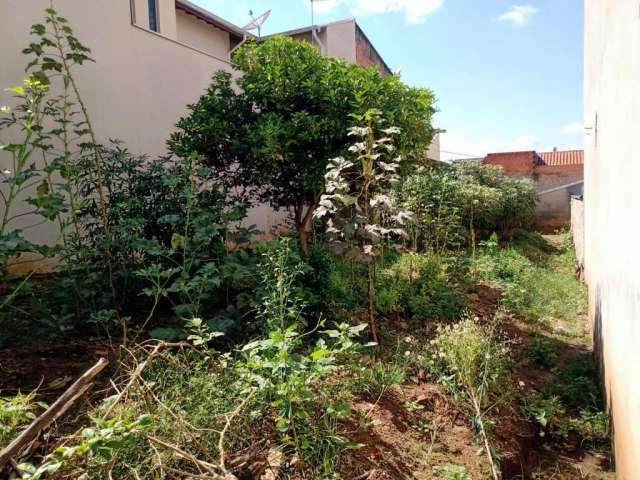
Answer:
(483, 149, 584, 231)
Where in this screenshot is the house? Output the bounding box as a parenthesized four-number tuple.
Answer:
(1, 0, 438, 251)
(261, 19, 393, 76)
(584, 2, 640, 477)
(483, 149, 584, 231)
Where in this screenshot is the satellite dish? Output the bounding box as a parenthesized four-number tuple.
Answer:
(242, 10, 271, 38)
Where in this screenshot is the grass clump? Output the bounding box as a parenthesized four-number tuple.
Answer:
(478, 233, 587, 331)
(350, 360, 407, 401)
(426, 317, 511, 480)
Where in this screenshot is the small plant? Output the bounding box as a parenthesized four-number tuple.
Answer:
(522, 395, 566, 437)
(428, 318, 511, 480)
(0, 392, 44, 448)
(351, 361, 406, 400)
(17, 414, 152, 479)
(440, 463, 471, 480)
(529, 336, 559, 367)
(238, 238, 369, 476)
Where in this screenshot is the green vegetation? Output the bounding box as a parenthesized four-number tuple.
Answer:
(426, 318, 511, 480)
(397, 162, 536, 253)
(169, 36, 438, 254)
(477, 232, 587, 331)
(0, 393, 43, 449)
(0, 6, 610, 480)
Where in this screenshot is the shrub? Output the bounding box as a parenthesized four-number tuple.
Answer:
(376, 253, 467, 321)
(170, 36, 437, 254)
(397, 162, 536, 253)
(427, 318, 511, 480)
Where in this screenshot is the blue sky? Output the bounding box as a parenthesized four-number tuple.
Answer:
(194, 0, 584, 160)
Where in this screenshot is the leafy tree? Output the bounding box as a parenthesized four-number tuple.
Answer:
(314, 110, 413, 342)
(169, 36, 437, 254)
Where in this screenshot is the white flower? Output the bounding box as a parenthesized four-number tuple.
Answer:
(404, 350, 411, 357)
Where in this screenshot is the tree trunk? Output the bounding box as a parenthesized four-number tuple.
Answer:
(296, 195, 320, 257)
(366, 262, 378, 344)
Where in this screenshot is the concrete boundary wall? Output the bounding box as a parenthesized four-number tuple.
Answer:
(584, 1, 640, 477)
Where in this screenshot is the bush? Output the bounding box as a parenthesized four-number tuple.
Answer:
(397, 162, 536, 253)
(427, 317, 511, 479)
(376, 253, 467, 321)
(427, 318, 511, 404)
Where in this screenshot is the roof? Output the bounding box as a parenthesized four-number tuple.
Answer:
(536, 150, 584, 167)
(260, 18, 357, 40)
(261, 18, 393, 75)
(175, 0, 246, 42)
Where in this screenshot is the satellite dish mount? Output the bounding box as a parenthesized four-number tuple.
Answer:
(243, 9, 271, 38)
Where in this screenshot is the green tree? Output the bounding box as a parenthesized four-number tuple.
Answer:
(315, 110, 413, 342)
(169, 36, 437, 254)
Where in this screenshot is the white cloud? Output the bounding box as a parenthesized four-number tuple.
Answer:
(308, 0, 443, 24)
(497, 5, 538, 25)
(440, 132, 541, 161)
(561, 121, 583, 135)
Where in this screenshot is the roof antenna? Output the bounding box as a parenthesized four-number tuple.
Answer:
(310, 0, 329, 26)
(243, 9, 271, 38)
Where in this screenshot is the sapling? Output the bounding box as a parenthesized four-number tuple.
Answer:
(315, 109, 413, 343)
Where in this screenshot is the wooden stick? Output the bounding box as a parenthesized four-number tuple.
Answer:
(0, 357, 108, 469)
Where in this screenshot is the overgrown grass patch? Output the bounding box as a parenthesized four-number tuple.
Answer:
(478, 234, 587, 331)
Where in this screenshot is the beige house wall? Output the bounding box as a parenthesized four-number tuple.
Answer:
(175, 9, 230, 59)
(0, 0, 239, 250)
(584, 1, 640, 477)
(325, 20, 357, 63)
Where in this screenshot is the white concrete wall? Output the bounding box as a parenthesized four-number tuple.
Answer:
(584, 1, 640, 476)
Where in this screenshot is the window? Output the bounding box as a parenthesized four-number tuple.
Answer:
(148, 0, 159, 32)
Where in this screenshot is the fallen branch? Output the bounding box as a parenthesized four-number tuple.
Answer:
(0, 357, 108, 469)
(218, 390, 255, 473)
(148, 435, 236, 480)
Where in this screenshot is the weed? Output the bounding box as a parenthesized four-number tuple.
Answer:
(522, 395, 566, 437)
(440, 463, 471, 480)
(529, 336, 559, 367)
(0, 392, 44, 448)
(351, 361, 406, 400)
(427, 317, 511, 480)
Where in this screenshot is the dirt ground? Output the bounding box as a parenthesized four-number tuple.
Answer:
(0, 239, 614, 479)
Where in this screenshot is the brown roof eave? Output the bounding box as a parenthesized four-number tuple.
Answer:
(175, 0, 247, 43)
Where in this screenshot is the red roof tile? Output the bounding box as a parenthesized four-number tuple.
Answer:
(536, 150, 584, 167)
